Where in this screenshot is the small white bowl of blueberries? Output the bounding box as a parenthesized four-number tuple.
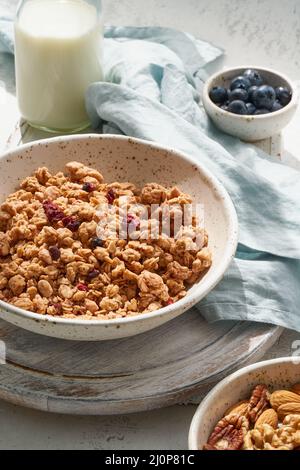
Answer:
(203, 66, 298, 142)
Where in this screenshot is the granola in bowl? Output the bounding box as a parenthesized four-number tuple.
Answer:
(0, 161, 212, 320)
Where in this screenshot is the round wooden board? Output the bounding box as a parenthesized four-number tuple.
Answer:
(0, 310, 282, 415)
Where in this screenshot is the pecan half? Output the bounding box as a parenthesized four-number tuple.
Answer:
(247, 384, 270, 424)
(204, 414, 249, 450)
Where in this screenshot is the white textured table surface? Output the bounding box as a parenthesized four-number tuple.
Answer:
(0, 0, 300, 450)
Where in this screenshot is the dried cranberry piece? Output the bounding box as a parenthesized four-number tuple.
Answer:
(87, 269, 100, 281)
(90, 237, 104, 249)
(52, 303, 63, 315)
(49, 245, 61, 261)
(43, 200, 65, 223)
(77, 283, 89, 292)
(62, 216, 81, 232)
(107, 188, 116, 204)
(127, 214, 140, 230)
(167, 298, 174, 306)
(127, 214, 135, 223)
(82, 182, 96, 193)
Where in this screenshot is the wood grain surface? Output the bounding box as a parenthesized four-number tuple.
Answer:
(0, 308, 282, 414)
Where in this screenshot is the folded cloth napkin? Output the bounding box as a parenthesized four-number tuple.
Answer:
(1, 16, 300, 331)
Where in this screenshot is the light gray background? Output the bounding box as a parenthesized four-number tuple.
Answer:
(0, 0, 300, 450)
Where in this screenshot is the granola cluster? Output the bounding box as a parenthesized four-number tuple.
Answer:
(203, 384, 300, 451)
(0, 162, 212, 320)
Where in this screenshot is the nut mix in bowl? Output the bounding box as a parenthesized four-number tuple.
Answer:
(0, 161, 212, 320)
(203, 384, 300, 451)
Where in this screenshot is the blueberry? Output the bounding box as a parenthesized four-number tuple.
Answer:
(62, 216, 81, 232)
(209, 86, 228, 104)
(248, 86, 258, 102)
(252, 85, 276, 110)
(243, 69, 264, 87)
(275, 87, 292, 106)
(271, 101, 283, 112)
(90, 237, 104, 249)
(245, 102, 256, 114)
(230, 76, 251, 91)
(87, 269, 100, 281)
(82, 182, 96, 193)
(228, 88, 248, 102)
(107, 188, 116, 204)
(227, 100, 248, 115)
(49, 245, 61, 261)
(254, 109, 270, 115)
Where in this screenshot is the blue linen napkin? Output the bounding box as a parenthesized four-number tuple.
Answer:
(1, 16, 300, 331)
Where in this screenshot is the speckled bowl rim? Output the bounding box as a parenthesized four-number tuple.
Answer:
(188, 357, 299, 450)
(203, 65, 299, 119)
(0, 134, 238, 327)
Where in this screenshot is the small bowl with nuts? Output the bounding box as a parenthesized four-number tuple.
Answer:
(189, 357, 300, 451)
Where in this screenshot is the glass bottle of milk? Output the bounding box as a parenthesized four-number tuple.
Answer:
(14, 0, 103, 133)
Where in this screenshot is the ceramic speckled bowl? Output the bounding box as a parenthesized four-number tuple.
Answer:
(0, 134, 238, 341)
(189, 357, 300, 450)
(203, 66, 298, 142)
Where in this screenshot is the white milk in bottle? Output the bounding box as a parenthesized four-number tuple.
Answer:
(15, 0, 103, 132)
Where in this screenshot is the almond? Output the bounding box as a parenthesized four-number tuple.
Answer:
(254, 409, 278, 429)
(291, 384, 300, 395)
(277, 402, 300, 419)
(224, 400, 249, 417)
(270, 390, 300, 410)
